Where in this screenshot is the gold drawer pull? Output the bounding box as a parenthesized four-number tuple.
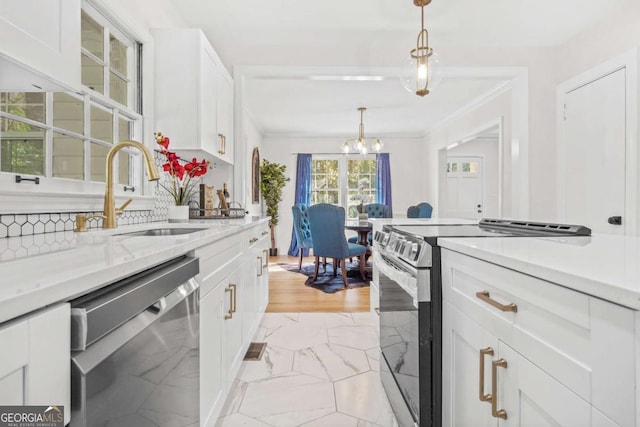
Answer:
(491, 358, 508, 419)
(262, 249, 269, 267)
(218, 133, 224, 154)
(374, 307, 380, 316)
(224, 286, 233, 319)
(261, 230, 269, 236)
(249, 237, 258, 243)
(230, 283, 237, 313)
(479, 347, 494, 402)
(476, 291, 517, 312)
(257, 257, 263, 276)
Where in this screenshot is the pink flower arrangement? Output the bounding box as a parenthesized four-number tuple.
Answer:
(156, 132, 210, 205)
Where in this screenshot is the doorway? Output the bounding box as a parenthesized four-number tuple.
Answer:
(440, 123, 501, 219)
(557, 50, 638, 235)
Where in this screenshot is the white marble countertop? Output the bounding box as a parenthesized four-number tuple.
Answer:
(0, 217, 270, 324)
(439, 234, 640, 310)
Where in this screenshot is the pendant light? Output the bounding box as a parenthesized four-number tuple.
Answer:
(400, 0, 442, 97)
(342, 107, 383, 155)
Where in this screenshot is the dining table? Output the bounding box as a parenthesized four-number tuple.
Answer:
(345, 220, 372, 249)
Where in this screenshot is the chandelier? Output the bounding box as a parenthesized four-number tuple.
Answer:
(401, 0, 442, 97)
(341, 107, 383, 155)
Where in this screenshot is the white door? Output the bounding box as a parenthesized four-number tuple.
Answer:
(561, 68, 626, 234)
(445, 156, 484, 219)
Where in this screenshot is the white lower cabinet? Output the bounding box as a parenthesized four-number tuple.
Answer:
(200, 284, 225, 426)
(442, 301, 496, 427)
(443, 302, 591, 427)
(0, 304, 70, 425)
(441, 249, 635, 427)
(197, 222, 270, 426)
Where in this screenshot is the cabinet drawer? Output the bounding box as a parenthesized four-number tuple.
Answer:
(245, 225, 270, 250)
(195, 235, 243, 287)
(442, 249, 636, 426)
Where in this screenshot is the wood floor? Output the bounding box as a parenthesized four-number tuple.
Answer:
(266, 254, 370, 313)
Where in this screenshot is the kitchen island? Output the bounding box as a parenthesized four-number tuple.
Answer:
(439, 233, 640, 427)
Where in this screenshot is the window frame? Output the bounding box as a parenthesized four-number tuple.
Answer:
(0, 2, 153, 214)
(310, 154, 377, 220)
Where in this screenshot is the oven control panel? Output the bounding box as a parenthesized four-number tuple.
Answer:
(379, 227, 430, 268)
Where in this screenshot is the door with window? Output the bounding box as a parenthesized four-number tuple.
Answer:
(444, 156, 483, 219)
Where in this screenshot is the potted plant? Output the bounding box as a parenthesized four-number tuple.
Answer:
(260, 159, 288, 256)
(155, 132, 210, 222)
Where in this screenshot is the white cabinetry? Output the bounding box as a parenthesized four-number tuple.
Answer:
(216, 69, 234, 164)
(243, 223, 270, 340)
(441, 249, 636, 427)
(0, 0, 80, 90)
(153, 28, 234, 165)
(0, 304, 70, 425)
(196, 222, 269, 426)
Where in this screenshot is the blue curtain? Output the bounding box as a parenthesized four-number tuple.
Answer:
(287, 154, 312, 256)
(376, 153, 393, 217)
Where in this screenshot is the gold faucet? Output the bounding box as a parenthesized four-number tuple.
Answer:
(102, 140, 159, 229)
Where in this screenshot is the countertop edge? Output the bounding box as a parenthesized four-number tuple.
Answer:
(0, 217, 270, 324)
(439, 237, 640, 311)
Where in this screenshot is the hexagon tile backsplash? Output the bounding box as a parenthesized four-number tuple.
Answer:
(0, 151, 192, 239)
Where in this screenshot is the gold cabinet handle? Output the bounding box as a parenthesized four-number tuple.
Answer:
(224, 285, 233, 319)
(230, 283, 237, 313)
(261, 230, 269, 236)
(476, 291, 517, 312)
(491, 359, 508, 419)
(222, 135, 226, 154)
(374, 307, 380, 316)
(218, 133, 224, 154)
(257, 256, 263, 277)
(249, 237, 258, 244)
(262, 249, 269, 267)
(479, 347, 494, 402)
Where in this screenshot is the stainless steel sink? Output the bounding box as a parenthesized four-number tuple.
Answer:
(113, 227, 207, 237)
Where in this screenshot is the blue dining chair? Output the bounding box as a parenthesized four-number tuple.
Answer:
(407, 202, 433, 218)
(348, 203, 390, 244)
(291, 203, 313, 270)
(307, 203, 367, 287)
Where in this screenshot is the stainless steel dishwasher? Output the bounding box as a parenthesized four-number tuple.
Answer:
(70, 256, 200, 427)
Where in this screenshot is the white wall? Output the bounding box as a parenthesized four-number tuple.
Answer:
(554, 2, 640, 84)
(261, 136, 426, 253)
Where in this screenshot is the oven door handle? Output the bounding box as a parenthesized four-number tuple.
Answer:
(71, 279, 199, 374)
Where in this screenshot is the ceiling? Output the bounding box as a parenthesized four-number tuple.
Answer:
(167, 0, 633, 138)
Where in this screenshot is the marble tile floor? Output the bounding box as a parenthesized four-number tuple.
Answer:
(216, 312, 398, 427)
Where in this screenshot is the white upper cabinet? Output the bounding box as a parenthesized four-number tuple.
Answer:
(216, 68, 234, 164)
(0, 0, 81, 91)
(153, 28, 234, 165)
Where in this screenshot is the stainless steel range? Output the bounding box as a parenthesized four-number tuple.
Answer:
(373, 218, 591, 427)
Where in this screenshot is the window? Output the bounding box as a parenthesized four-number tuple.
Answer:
(311, 156, 377, 219)
(81, 8, 136, 108)
(1, 92, 139, 186)
(0, 6, 142, 194)
(311, 158, 339, 205)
